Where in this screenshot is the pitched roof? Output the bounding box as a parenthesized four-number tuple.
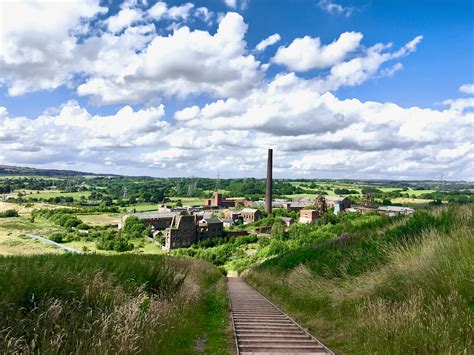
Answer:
(132, 211, 177, 219)
(324, 195, 348, 201)
(202, 217, 222, 224)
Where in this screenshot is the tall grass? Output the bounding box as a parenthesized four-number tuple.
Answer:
(0, 254, 229, 353)
(247, 205, 474, 354)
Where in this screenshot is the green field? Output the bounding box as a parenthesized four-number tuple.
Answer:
(169, 197, 205, 206)
(19, 190, 92, 200)
(392, 197, 433, 205)
(124, 203, 158, 212)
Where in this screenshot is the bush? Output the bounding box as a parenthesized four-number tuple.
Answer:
(258, 239, 289, 258)
(96, 230, 134, 252)
(49, 232, 65, 243)
(123, 216, 148, 238)
(76, 223, 90, 230)
(0, 209, 19, 218)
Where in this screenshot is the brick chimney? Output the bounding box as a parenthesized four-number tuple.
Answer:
(265, 149, 273, 214)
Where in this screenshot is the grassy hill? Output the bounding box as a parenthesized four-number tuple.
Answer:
(0, 254, 230, 354)
(246, 205, 473, 354)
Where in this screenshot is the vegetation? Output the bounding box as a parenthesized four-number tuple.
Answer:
(0, 209, 19, 218)
(1, 168, 473, 353)
(0, 254, 229, 353)
(246, 205, 474, 354)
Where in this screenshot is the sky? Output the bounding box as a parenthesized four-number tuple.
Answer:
(0, 0, 472, 180)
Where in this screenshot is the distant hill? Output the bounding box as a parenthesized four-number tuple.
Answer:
(0, 165, 105, 177)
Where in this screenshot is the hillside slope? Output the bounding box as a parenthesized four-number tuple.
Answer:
(0, 254, 230, 354)
(246, 205, 473, 354)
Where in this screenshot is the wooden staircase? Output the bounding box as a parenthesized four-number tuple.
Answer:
(228, 277, 333, 355)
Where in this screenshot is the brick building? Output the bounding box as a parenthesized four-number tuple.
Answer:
(324, 196, 351, 211)
(203, 192, 236, 208)
(164, 214, 198, 250)
(120, 211, 177, 230)
(299, 209, 319, 224)
(241, 208, 261, 224)
(282, 202, 305, 213)
(198, 218, 224, 239)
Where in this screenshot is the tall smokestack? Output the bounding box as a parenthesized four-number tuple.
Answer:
(265, 149, 273, 215)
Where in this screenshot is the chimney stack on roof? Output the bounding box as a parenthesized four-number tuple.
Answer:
(265, 149, 273, 215)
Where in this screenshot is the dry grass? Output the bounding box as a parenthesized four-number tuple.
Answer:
(0, 216, 63, 255)
(0, 254, 226, 354)
(247, 205, 474, 354)
(77, 213, 121, 226)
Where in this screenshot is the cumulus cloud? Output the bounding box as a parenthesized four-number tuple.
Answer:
(166, 73, 473, 179)
(77, 12, 263, 104)
(107, 6, 143, 33)
(318, 0, 354, 17)
(255, 34, 281, 52)
(459, 83, 474, 95)
(1, 2, 470, 179)
(223, 0, 249, 10)
(0, 0, 106, 95)
(314, 35, 423, 91)
(148, 2, 195, 21)
(0, 101, 168, 169)
(273, 32, 363, 71)
(1, 74, 473, 179)
(0, 0, 218, 99)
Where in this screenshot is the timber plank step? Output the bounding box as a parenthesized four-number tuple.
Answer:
(228, 276, 333, 355)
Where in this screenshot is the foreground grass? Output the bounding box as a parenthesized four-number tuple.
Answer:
(0, 254, 231, 353)
(246, 205, 474, 354)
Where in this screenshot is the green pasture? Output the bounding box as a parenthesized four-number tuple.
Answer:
(17, 190, 92, 200)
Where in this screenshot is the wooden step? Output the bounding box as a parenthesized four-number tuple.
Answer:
(228, 276, 333, 354)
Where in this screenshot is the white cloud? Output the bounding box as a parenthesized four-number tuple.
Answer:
(223, 0, 249, 11)
(459, 83, 474, 95)
(107, 7, 142, 33)
(0, 101, 168, 168)
(195, 7, 214, 24)
(441, 98, 474, 112)
(78, 12, 263, 104)
(148, 2, 168, 18)
(315, 35, 423, 91)
(255, 33, 281, 52)
(0, 0, 217, 99)
(0, 0, 106, 95)
(1, 3, 470, 179)
(273, 32, 363, 71)
(148, 2, 195, 21)
(225, 0, 238, 8)
(161, 73, 473, 179)
(1, 80, 472, 179)
(318, 0, 353, 17)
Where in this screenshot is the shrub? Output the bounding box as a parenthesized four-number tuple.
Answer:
(76, 223, 90, 230)
(0, 209, 19, 218)
(96, 230, 134, 252)
(49, 232, 65, 243)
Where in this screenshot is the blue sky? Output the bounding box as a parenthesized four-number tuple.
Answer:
(0, 0, 472, 179)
